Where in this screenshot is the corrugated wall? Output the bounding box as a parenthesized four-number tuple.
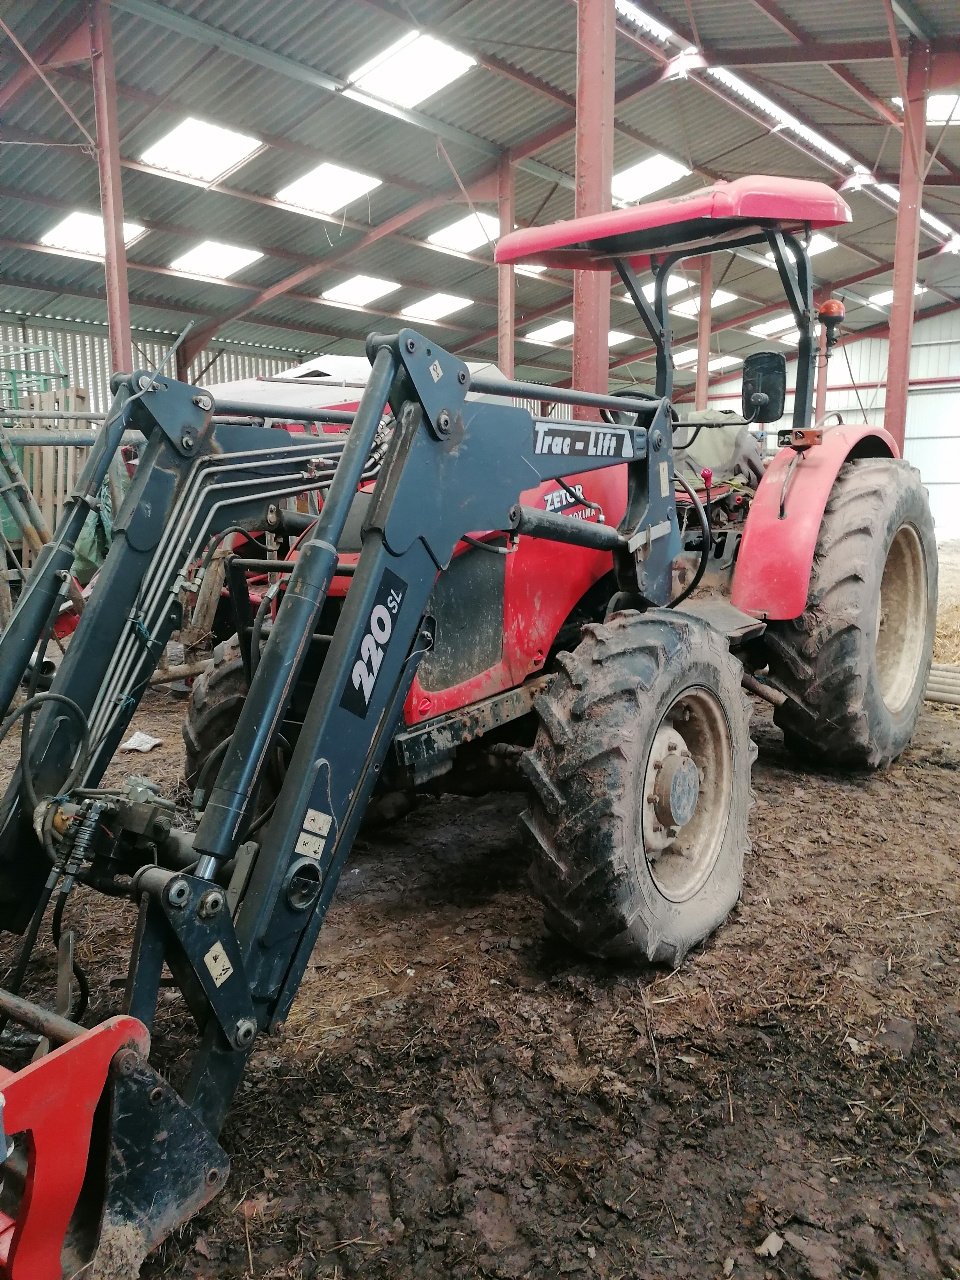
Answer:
(0, 320, 302, 413)
(707, 311, 960, 540)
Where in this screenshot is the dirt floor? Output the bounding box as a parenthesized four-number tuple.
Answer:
(3, 553, 960, 1279)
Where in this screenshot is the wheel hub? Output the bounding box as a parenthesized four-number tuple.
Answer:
(652, 750, 700, 829)
(644, 725, 700, 854)
(640, 687, 733, 902)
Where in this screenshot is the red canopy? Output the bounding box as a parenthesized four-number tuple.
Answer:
(494, 175, 852, 272)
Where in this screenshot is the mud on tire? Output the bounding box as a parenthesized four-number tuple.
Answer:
(522, 610, 754, 965)
(764, 457, 936, 770)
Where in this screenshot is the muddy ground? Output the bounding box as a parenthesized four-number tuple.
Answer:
(125, 698, 958, 1280)
(3, 572, 960, 1278)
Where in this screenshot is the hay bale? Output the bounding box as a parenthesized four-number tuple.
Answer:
(935, 599, 960, 665)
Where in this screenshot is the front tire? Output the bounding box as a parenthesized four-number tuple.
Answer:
(522, 611, 754, 965)
(764, 457, 936, 770)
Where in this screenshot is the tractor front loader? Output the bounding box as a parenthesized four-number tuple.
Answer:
(0, 323, 721, 1274)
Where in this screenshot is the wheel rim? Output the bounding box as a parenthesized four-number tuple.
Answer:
(875, 523, 927, 714)
(640, 686, 732, 902)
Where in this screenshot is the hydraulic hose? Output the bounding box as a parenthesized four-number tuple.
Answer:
(669, 473, 711, 608)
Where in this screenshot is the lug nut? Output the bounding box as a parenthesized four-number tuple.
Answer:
(234, 1018, 257, 1049)
(197, 889, 225, 919)
(166, 877, 190, 909)
(115, 1048, 140, 1077)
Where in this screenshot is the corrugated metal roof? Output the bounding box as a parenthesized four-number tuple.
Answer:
(0, 0, 956, 381)
(650, 0, 927, 45)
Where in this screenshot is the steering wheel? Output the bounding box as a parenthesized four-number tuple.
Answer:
(599, 385, 660, 427)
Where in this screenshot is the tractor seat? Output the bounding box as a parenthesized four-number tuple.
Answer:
(675, 411, 764, 490)
(495, 175, 851, 272)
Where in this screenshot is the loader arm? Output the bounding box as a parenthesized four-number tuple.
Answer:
(0, 330, 680, 1273)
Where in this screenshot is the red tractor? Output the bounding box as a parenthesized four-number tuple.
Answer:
(0, 174, 938, 1273)
(185, 174, 936, 964)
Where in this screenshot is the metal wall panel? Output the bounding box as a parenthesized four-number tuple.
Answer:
(0, 321, 296, 412)
(707, 312, 960, 538)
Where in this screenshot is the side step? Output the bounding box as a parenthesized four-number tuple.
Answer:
(674, 597, 766, 646)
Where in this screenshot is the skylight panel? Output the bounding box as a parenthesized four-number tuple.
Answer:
(672, 348, 699, 367)
(40, 211, 145, 257)
(613, 1, 676, 44)
(400, 292, 472, 322)
(671, 289, 738, 317)
(708, 355, 742, 372)
(348, 33, 475, 110)
(517, 264, 547, 276)
(893, 94, 960, 125)
(427, 212, 499, 253)
(924, 94, 960, 125)
(276, 162, 381, 215)
(919, 208, 954, 238)
(140, 117, 261, 182)
(525, 320, 576, 345)
(618, 277, 692, 305)
(749, 313, 798, 338)
(647, 276, 692, 300)
(762, 233, 836, 267)
(806, 233, 837, 256)
(170, 241, 263, 280)
(608, 331, 633, 347)
(321, 275, 400, 307)
(868, 284, 927, 307)
(612, 154, 691, 202)
(707, 68, 856, 168)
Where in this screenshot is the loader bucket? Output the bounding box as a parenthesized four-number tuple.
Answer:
(0, 996, 229, 1278)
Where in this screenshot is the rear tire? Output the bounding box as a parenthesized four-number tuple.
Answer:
(764, 457, 936, 770)
(182, 637, 412, 825)
(183, 637, 247, 791)
(522, 610, 754, 964)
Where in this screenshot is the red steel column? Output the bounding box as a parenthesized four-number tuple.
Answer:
(694, 258, 713, 410)
(572, 0, 615, 414)
(90, 0, 132, 372)
(883, 39, 930, 450)
(497, 156, 516, 378)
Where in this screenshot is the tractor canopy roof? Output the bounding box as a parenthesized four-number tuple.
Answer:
(494, 175, 851, 272)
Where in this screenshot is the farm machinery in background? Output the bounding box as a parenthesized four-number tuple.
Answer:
(0, 175, 936, 1275)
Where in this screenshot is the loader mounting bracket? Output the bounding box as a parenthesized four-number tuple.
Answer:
(125, 371, 210, 457)
(127, 868, 256, 1049)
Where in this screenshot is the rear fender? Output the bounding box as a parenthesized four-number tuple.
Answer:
(730, 425, 898, 621)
